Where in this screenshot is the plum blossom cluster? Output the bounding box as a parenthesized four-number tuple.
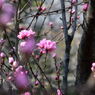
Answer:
(18, 29, 36, 63)
(0, 0, 15, 25)
(17, 29, 57, 60)
(10, 29, 57, 93)
(8, 57, 19, 68)
(37, 38, 56, 54)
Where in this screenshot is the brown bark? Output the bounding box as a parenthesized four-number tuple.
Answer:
(76, 0, 95, 85)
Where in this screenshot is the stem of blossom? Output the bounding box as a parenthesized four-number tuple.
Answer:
(29, 62, 49, 95)
(19, 1, 29, 14)
(19, 2, 82, 21)
(38, 0, 54, 35)
(54, 58, 60, 89)
(3, 28, 18, 59)
(27, 0, 46, 29)
(32, 58, 53, 89)
(15, 0, 20, 56)
(3, 63, 12, 71)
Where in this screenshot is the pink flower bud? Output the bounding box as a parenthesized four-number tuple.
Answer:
(37, 7, 46, 12)
(35, 80, 39, 86)
(83, 3, 88, 11)
(42, 7, 46, 11)
(52, 53, 56, 58)
(0, 52, 6, 58)
(71, 9, 75, 14)
(91, 63, 95, 72)
(7, 76, 13, 81)
(48, 22, 53, 27)
(9, 57, 14, 64)
(12, 61, 19, 68)
(60, 26, 64, 29)
(57, 89, 63, 95)
(77, 16, 80, 19)
(71, 0, 76, 4)
(25, 70, 28, 74)
(69, 9, 75, 14)
(15, 65, 23, 72)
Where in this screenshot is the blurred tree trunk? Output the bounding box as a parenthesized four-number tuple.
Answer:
(76, 0, 95, 85)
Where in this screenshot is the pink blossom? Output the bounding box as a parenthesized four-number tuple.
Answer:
(14, 66, 30, 90)
(17, 29, 35, 39)
(37, 38, 56, 54)
(83, 3, 89, 11)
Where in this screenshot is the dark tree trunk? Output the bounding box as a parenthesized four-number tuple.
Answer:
(76, 0, 95, 85)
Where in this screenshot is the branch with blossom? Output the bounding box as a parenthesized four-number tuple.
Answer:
(0, 0, 89, 95)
